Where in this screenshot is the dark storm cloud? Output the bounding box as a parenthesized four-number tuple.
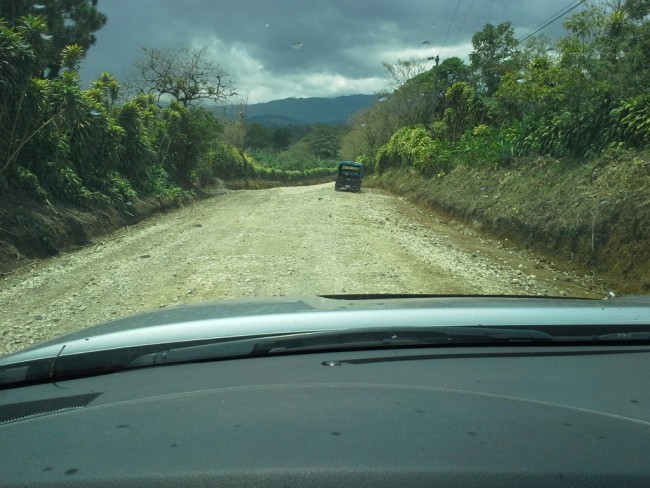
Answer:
(80, 0, 583, 103)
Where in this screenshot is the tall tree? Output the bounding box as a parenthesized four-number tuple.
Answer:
(469, 22, 519, 95)
(132, 45, 237, 107)
(406, 56, 472, 123)
(303, 124, 343, 160)
(341, 100, 397, 165)
(272, 128, 291, 150)
(434, 57, 471, 91)
(381, 58, 435, 125)
(443, 82, 486, 141)
(0, 0, 107, 78)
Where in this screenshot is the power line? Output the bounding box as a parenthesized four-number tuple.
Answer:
(518, 0, 583, 40)
(439, 0, 463, 57)
(448, 0, 476, 58)
(517, 0, 588, 44)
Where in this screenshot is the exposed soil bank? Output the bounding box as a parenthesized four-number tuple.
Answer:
(0, 193, 191, 276)
(367, 153, 650, 294)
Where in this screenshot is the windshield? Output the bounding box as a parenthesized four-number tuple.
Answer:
(0, 0, 649, 357)
(339, 163, 362, 175)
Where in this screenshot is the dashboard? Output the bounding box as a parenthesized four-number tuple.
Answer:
(2, 343, 650, 487)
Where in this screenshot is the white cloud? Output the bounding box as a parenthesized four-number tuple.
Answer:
(231, 71, 388, 104)
(199, 35, 390, 103)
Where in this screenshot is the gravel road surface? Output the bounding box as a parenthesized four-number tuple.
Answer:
(0, 183, 602, 356)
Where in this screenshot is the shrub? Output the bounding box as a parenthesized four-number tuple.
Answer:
(11, 166, 49, 201)
(374, 125, 450, 176)
(42, 165, 94, 204)
(607, 95, 650, 149)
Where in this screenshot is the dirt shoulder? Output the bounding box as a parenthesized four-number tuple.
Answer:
(368, 153, 650, 294)
(0, 183, 604, 356)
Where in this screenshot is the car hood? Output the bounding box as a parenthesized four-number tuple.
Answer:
(2, 294, 650, 366)
(1, 295, 650, 486)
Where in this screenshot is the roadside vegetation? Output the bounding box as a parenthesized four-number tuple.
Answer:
(1, 1, 648, 292)
(340, 0, 649, 292)
(0, 5, 334, 203)
(0, 2, 338, 269)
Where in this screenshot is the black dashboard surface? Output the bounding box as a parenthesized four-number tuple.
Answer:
(1, 345, 650, 487)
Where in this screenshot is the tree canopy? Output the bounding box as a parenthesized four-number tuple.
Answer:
(0, 0, 106, 78)
(469, 22, 518, 96)
(340, 0, 650, 171)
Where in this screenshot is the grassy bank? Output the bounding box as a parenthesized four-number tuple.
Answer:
(366, 150, 650, 294)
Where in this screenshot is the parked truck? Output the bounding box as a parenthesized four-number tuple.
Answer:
(334, 161, 363, 192)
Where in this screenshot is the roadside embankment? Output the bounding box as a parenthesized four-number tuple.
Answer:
(366, 152, 650, 294)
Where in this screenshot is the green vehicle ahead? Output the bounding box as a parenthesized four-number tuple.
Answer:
(334, 161, 363, 192)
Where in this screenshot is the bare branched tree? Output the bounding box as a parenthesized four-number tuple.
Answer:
(133, 45, 237, 106)
(381, 58, 428, 90)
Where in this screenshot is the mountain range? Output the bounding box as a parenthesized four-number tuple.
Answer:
(219, 94, 377, 127)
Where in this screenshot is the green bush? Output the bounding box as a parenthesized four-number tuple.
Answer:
(457, 124, 517, 168)
(607, 95, 650, 148)
(375, 125, 450, 176)
(87, 170, 136, 210)
(11, 166, 49, 201)
(138, 165, 182, 201)
(207, 143, 247, 179)
(42, 165, 95, 204)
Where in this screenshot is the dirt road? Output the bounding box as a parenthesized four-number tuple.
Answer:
(0, 183, 603, 356)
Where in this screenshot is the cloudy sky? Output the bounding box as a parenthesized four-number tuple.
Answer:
(79, 0, 585, 104)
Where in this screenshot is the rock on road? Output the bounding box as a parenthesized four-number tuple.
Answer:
(0, 183, 601, 356)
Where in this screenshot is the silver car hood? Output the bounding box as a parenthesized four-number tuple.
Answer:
(2, 294, 650, 366)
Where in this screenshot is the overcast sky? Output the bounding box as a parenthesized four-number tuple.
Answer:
(79, 0, 585, 104)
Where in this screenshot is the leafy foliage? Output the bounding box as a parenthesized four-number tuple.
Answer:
(443, 82, 487, 141)
(246, 124, 342, 175)
(376, 125, 444, 175)
(469, 22, 519, 95)
(348, 0, 649, 176)
(0, 0, 106, 78)
(3, 0, 648, 212)
(0, 16, 253, 210)
(607, 95, 650, 148)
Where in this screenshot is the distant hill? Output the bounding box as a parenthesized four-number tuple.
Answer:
(220, 94, 377, 127)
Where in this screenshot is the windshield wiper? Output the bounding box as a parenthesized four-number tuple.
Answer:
(2, 326, 649, 388)
(126, 327, 556, 368)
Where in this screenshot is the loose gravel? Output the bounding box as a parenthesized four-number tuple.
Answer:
(0, 183, 603, 356)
